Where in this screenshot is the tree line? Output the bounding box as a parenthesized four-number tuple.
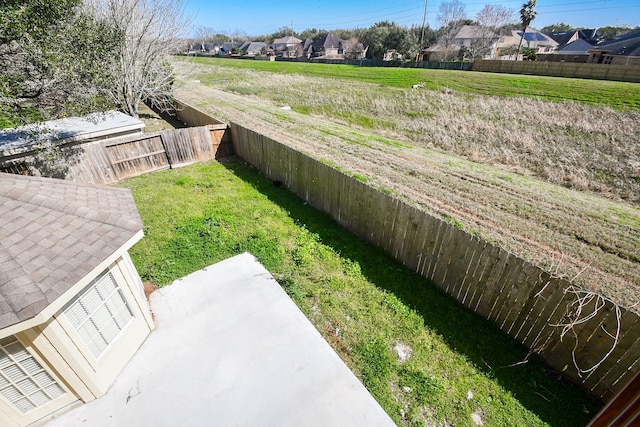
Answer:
(2, 0, 637, 128)
(195, 0, 637, 62)
(1, 0, 189, 128)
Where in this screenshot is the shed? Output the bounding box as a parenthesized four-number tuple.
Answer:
(0, 173, 153, 426)
(0, 111, 144, 159)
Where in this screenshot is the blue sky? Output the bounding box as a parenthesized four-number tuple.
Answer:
(186, 0, 639, 36)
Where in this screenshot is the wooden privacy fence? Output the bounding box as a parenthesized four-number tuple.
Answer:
(0, 124, 232, 185)
(229, 122, 640, 403)
(473, 60, 640, 83)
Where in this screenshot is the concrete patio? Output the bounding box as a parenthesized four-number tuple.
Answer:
(44, 253, 395, 426)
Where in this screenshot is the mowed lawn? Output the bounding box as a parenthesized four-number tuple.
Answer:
(122, 160, 600, 427)
(188, 56, 640, 110)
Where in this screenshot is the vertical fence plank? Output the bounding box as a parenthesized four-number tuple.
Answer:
(225, 122, 640, 403)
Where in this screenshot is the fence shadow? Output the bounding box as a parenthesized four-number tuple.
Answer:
(219, 159, 600, 427)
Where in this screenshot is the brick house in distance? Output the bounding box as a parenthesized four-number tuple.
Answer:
(0, 173, 153, 426)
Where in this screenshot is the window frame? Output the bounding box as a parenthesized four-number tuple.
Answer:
(62, 270, 135, 361)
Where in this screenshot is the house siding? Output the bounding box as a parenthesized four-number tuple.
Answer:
(0, 256, 152, 427)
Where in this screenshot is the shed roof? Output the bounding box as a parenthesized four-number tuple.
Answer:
(0, 173, 143, 331)
(0, 111, 144, 156)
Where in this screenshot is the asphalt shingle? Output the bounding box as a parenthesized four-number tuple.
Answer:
(0, 173, 143, 330)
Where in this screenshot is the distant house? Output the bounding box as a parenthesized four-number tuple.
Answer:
(496, 27, 558, 56)
(204, 42, 221, 54)
(218, 42, 244, 56)
(305, 32, 344, 58)
(556, 38, 597, 55)
(547, 28, 602, 50)
(240, 41, 267, 56)
(272, 35, 302, 58)
(587, 29, 640, 65)
(342, 39, 367, 60)
(453, 25, 500, 59)
(421, 44, 451, 62)
(0, 173, 153, 427)
(186, 42, 205, 54)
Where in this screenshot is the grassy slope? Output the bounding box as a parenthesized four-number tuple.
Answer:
(186, 58, 640, 205)
(122, 161, 600, 427)
(188, 57, 640, 110)
(174, 75, 640, 309)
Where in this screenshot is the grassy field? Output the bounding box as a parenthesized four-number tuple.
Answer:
(122, 160, 600, 427)
(174, 64, 640, 309)
(185, 58, 640, 205)
(188, 57, 640, 110)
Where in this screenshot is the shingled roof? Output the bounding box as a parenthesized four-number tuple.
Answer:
(0, 173, 143, 330)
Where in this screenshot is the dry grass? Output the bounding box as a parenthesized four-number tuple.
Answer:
(176, 62, 640, 310)
(195, 65, 640, 204)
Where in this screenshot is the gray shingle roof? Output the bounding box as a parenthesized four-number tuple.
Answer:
(0, 173, 143, 330)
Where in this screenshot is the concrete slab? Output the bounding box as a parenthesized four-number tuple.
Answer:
(45, 253, 395, 426)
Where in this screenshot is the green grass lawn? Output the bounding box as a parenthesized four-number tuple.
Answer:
(122, 160, 600, 427)
(187, 56, 640, 110)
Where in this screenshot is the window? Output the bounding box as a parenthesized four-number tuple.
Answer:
(64, 271, 133, 358)
(0, 336, 66, 413)
(603, 55, 613, 64)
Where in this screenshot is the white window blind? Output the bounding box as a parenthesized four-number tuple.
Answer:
(0, 336, 66, 413)
(64, 271, 133, 358)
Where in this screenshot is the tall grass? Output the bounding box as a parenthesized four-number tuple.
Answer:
(190, 62, 640, 204)
(187, 57, 640, 110)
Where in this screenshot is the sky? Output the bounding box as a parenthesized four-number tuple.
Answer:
(186, 0, 640, 37)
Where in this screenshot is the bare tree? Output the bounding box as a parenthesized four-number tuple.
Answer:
(516, 0, 537, 60)
(194, 26, 218, 43)
(473, 4, 515, 59)
(85, 0, 192, 118)
(436, 0, 467, 61)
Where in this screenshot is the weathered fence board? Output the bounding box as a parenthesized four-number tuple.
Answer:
(229, 122, 639, 403)
(106, 134, 169, 180)
(0, 124, 232, 185)
(162, 128, 196, 167)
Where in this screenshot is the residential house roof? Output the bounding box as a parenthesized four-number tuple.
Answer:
(0, 173, 143, 330)
(577, 28, 602, 44)
(589, 29, 640, 57)
(273, 35, 302, 45)
(547, 31, 578, 47)
(220, 42, 244, 53)
(313, 32, 343, 50)
(455, 25, 496, 40)
(557, 38, 596, 55)
(497, 27, 558, 50)
(302, 38, 313, 52)
(241, 41, 267, 54)
(547, 29, 602, 50)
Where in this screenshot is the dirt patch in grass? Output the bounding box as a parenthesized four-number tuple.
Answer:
(174, 67, 640, 311)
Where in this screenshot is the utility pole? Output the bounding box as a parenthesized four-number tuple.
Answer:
(418, 0, 428, 62)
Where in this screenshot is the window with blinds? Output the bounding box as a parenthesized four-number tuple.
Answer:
(0, 336, 66, 413)
(64, 271, 134, 359)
